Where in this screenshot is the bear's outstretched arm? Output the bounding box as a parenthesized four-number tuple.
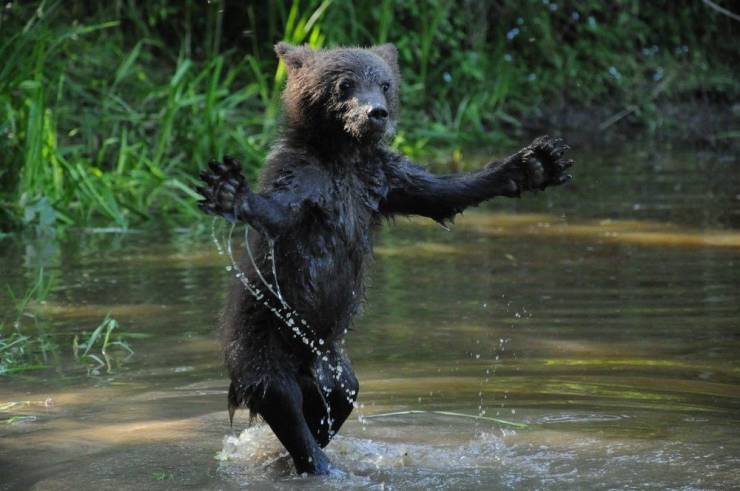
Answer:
(381, 135, 573, 224)
(196, 156, 311, 239)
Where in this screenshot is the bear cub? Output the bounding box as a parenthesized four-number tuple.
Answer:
(196, 42, 573, 475)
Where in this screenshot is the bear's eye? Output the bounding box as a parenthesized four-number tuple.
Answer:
(380, 81, 391, 93)
(339, 79, 353, 93)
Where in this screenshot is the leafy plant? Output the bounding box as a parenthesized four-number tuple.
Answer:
(73, 315, 134, 375)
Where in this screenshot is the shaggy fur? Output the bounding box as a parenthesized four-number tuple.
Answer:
(196, 42, 573, 475)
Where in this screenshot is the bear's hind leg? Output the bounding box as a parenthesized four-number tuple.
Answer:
(302, 361, 358, 448)
(327, 364, 359, 440)
(299, 374, 334, 448)
(252, 375, 332, 475)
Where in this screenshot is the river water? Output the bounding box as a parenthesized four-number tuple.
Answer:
(1, 142, 739, 489)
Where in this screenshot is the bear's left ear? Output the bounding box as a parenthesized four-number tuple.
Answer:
(275, 42, 314, 75)
(371, 43, 399, 73)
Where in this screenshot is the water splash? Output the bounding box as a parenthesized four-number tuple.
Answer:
(217, 416, 513, 488)
(243, 225, 285, 305)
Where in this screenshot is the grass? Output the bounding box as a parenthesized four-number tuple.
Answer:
(0, 268, 134, 376)
(0, 268, 55, 374)
(0, 0, 737, 232)
(73, 315, 134, 375)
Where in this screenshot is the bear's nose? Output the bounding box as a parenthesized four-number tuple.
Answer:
(367, 106, 388, 121)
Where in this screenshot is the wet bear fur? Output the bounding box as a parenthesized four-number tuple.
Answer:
(197, 42, 573, 475)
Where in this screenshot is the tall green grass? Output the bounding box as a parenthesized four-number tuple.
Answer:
(0, 0, 737, 231)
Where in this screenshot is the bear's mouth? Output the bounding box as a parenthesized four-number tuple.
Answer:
(366, 114, 388, 134)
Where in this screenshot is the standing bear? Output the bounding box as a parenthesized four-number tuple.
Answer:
(196, 42, 573, 475)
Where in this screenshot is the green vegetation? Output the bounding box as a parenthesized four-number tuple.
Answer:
(73, 315, 134, 375)
(0, 0, 737, 231)
(0, 268, 133, 375)
(0, 268, 56, 374)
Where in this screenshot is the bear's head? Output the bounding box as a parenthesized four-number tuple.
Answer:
(275, 42, 400, 149)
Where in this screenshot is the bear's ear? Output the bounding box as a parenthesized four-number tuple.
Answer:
(371, 43, 399, 72)
(275, 42, 314, 75)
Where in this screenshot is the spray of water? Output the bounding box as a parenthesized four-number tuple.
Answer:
(244, 225, 285, 306)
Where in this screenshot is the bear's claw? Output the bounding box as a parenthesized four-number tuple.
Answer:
(196, 156, 250, 221)
(517, 135, 575, 192)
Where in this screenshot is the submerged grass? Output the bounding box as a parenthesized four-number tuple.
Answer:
(0, 0, 737, 231)
(73, 315, 134, 375)
(0, 268, 133, 376)
(0, 268, 55, 374)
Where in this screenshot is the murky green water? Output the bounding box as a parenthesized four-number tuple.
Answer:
(1, 143, 739, 489)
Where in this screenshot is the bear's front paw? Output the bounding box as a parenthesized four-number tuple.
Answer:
(520, 135, 574, 191)
(196, 156, 250, 222)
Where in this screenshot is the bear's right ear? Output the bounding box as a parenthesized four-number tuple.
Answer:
(275, 42, 314, 75)
(371, 43, 399, 73)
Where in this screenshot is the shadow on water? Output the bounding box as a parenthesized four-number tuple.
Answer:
(1, 142, 739, 489)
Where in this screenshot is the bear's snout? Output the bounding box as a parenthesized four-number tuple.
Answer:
(367, 105, 388, 121)
(367, 105, 389, 132)
(340, 98, 389, 141)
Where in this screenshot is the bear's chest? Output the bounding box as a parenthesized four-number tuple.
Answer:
(323, 163, 387, 242)
(324, 175, 374, 246)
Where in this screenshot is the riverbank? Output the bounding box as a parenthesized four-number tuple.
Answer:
(523, 101, 738, 145)
(1, 1, 738, 232)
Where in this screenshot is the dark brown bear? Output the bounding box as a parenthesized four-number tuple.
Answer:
(196, 42, 573, 475)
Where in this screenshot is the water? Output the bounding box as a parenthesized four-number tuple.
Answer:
(1, 142, 739, 489)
